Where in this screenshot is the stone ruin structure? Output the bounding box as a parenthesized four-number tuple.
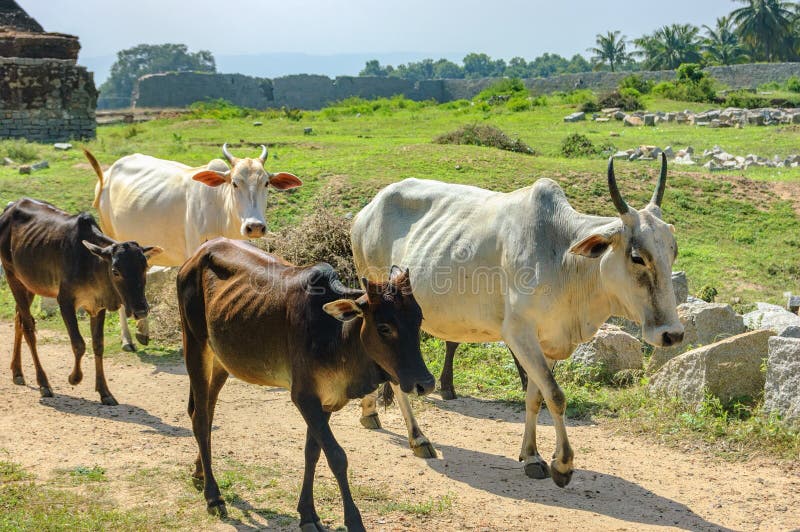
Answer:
(0, 0, 96, 142)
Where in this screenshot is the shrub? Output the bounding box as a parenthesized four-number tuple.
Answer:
(475, 78, 528, 103)
(787, 76, 800, 93)
(698, 285, 718, 302)
(434, 124, 535, 155)
(282, 106, 303, 121)
(560, 133, 598, 158)
(723, 90, 770, 109)
(619, 74, 654, 94)
(1, 139, 39, 163)
(506, 96, 532, 112)
(652, 64, 717, 103)
(580, 99, 601, 113)
(258, 204, 357, 287)
(598, 89, 642, 111)
(189, 99, 249, 119)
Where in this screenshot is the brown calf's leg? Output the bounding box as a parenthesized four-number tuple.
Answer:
(297, 426, 325, 531)
(391, 382, 436, 458)
(6, 276, 51, 396)
(440, 341, 459, 400)
(193, 362, 228, 482)
(11, 312, 25, 385)
(90, 310, 117, 406)
(58, 295, 87, 391)
(358, 389, 381, 429)
(295, 393, 364, 532)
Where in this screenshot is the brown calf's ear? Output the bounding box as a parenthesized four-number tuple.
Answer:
(569, 234, 612, 259)
(192, 170, 229, 187)
(82, 240, 111, 259)
(323, 299, 364, 322)
(142, 246, 164, 260)
(268, 172, 303, 190)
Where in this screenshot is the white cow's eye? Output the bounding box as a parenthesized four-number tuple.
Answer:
(232, 182, 238, 189)
(631, 254, 645, 266)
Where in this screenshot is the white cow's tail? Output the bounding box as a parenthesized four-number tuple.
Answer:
(83, 148, 104, 208)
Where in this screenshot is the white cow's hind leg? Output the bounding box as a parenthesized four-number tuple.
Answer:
(504, 324, 574, 487)
(392, 383, 437, 458)
(135, 317, 149, 345)
(119, 309, 135, 352)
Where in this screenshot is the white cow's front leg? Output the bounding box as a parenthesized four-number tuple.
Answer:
(504, 323, 574, 487)
(119, 309, 135, 352)
(517, 357, 555, 480)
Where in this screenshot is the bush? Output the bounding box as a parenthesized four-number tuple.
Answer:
(189, 99, 250, 119)
(619, 74, 654, 94)
(475, 78, 528, 103)
(282, 106, 303, 121)
(652, 63, 717, 103)
(698, 285, 718, 303)
(1, 139, 40, 163)
(434, 124, 535, 155)
(787, 76, 800, 93)
(560, 133, 596, 158)
(723, 90, 771, 109)
(506, 96, 532, 112)
(598, 89, 642, 111)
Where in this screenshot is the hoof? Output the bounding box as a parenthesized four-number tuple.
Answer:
(100, 395, 118, 406)
(300, 521, 330, 532)
(411, 441, 437, 459)
(39, 386, 53, 398)
(135, 334, 149, 346)
(12, 375, 25, 386)
(440, 388, 457, 400)
(207, 499, 227, 518)
(550, 461, 573, 488)
(121, 343, 136, 352)
(359, 413, 381, 430)
(522, 457, 550, 479)
(68, 373, 83, 385)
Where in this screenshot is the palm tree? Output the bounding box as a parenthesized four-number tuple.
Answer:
(730, 0, 796, 61)
(702, 16, 750, 65)
(588, 31, 630, 72)
(634, 24, 702, 70)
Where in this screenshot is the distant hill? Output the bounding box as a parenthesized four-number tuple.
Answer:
(81, 51, 465, 85)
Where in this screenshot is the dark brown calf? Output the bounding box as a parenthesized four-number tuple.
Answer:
(177, 238, 435, 532)
(0, 198, 161, 405)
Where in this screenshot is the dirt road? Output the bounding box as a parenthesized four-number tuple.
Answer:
(0, 321, 798, 531)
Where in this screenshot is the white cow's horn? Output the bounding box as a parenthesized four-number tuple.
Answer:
(222, 143, 237, 165)
(258, 145, 268, 164)
(650, 152, 668, 207)
(607, 157, 630, 216)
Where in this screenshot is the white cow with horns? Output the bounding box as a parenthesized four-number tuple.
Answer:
(352, 154, 684, 487)
(84, 144, 302, 350)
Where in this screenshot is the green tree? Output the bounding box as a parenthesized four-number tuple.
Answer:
(529, 53, 569, 77)
(360, 59, 391, 77)
(702, 16, 750, 65)
(588, 30, 630, 72)
(463, 53, 506, 79)
(504, 56, 532, 78)
(100, 44, 215, 102)
(731, 0, 796, 61)
(565, 54, 592, 73)
(432, 58, 464, 79)
(635, 24, 702, 70)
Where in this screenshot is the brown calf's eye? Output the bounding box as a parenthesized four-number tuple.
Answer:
(111, 268, 121, 277)
(377, 324, 392, 336)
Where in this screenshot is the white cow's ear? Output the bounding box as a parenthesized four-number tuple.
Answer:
(569, 234, 612, 258)
(268, 172, 303, 190)
(192, 170, 230, 187)
(323, 299, 364, 322)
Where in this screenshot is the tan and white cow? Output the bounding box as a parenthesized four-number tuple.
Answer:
(84, 144, 301, 350)
(351, 155, 684, 487)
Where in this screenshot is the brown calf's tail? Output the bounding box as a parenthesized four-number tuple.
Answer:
(83, 148, 104, 208)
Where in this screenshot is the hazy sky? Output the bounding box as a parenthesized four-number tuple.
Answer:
(24, 0, 735, 61)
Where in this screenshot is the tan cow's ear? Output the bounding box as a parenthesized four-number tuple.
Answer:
(269, 172, 302, 190)
(323, 299, 364, 322)
(569, 234, 612, 258)
(192, 170, 229, 187)
(142, 246, 163, 260)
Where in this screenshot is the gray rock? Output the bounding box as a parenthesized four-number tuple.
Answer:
(764, 336, 800, 423)
(53, 143, 72, 150)
(564, 112, 585, 123)
(31, 160, 49, 171)
(572, 325, 642, 374)
(303, 127, 313, 135)
(623, 115, 643, 127)
(672, 271, 688, 304)
(19, 165, 31, 175)
(613, 110, 626, 121)
(643, 114, 656, 126)
(780, 325, 800, 338)
(787, 294, 800, 314)
(743, 302, 800, 336)
(649, 300, 745, 372)
(649, 330, 774, 405)
(252, 121, 263, 126)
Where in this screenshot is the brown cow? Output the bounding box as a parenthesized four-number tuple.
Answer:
(0, 198, 162, 405)
(177, 238, 435, 531)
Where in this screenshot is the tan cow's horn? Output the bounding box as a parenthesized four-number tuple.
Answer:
(650, 152, 667, 207)
(258, 145, 268, 164)
(222, 143, 238, 165)
(607, 157, 630, 216)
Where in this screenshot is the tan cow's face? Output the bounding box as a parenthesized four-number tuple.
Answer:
(570, 156, 684, 348)
(192, 145, 302, 239)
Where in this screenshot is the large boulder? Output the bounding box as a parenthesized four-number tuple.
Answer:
(649, 329, 774, 405)
(145, 266, 181, 344)
(649, 300, 746, 372)
(744, 302, 800, 336)
(572, 324, 642, 374)
(764, 336, 800, 423)
(672, 271, 688, 304)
